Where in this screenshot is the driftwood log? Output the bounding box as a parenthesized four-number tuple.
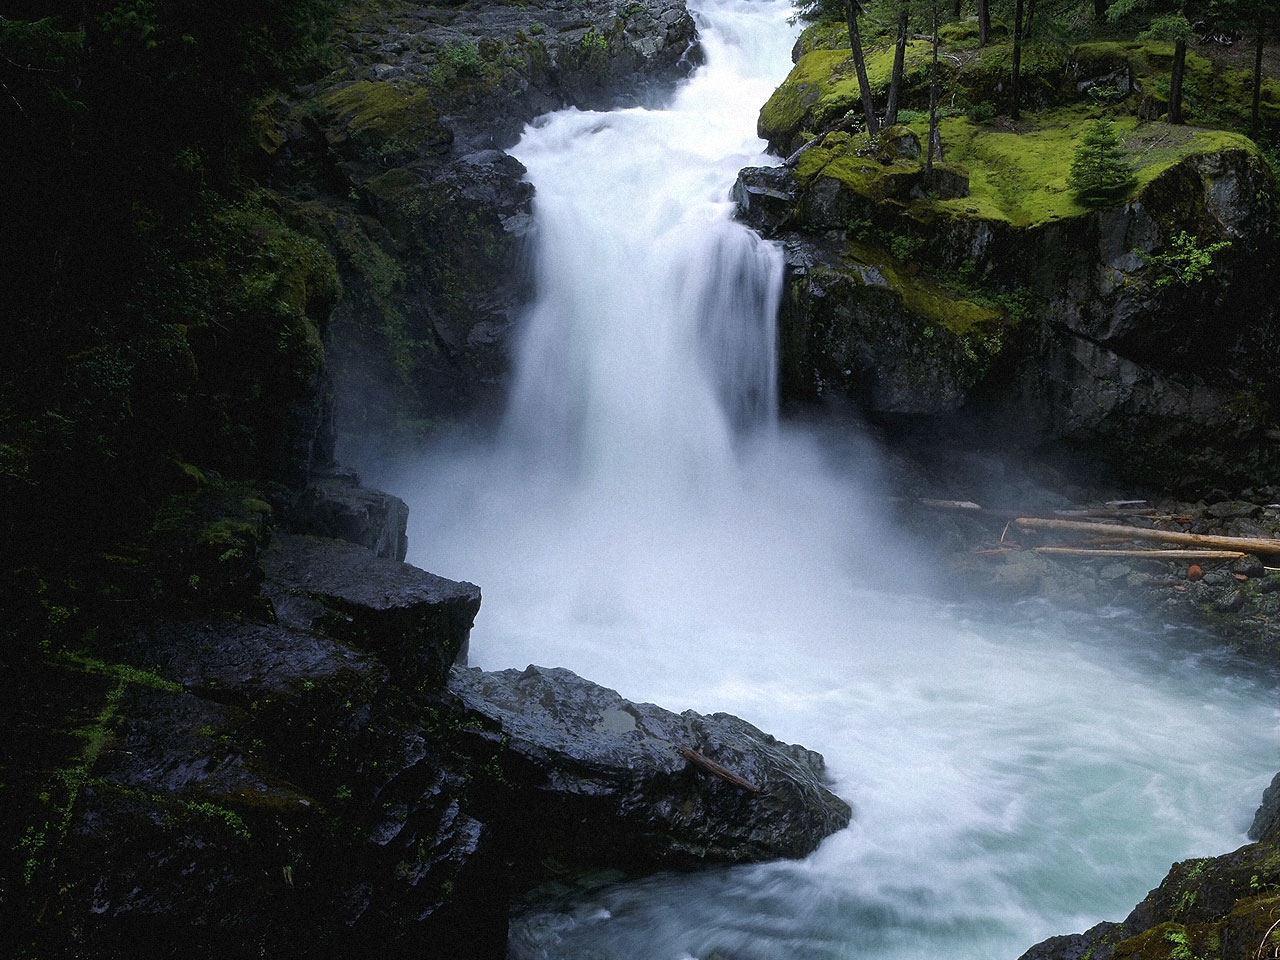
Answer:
(680, 747, 761, 793)
(1033, 547, 1246, 560)
(1015, 517, 1280, 556)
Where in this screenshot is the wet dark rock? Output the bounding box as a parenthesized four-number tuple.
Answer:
(1019, 837, 1280, 960)
(29, 613, 504, 958)
(263, 533, 480, 685)
(448, 664, 851, 876)
(286, 473, 409, 561)
(1249, 772, 1280, 841)
(731, 165, 799, 234)
(1207, 500, 1262, 520)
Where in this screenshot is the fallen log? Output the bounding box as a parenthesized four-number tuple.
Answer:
(679, 747, 761, 793)
(920, 498, 982, 511)
(1034, 547, 1246, 560)
(1015, 517, 1280, 556)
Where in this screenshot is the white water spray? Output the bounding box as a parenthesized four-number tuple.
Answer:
(384, 1, 1279, 957)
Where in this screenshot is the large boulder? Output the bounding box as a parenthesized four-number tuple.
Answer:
(263, 533, 481, 685)
(448, 664, 852, 877)
(28, 620, 507, 960)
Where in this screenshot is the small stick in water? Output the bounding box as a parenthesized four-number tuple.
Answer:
(679, 747, 761, 793)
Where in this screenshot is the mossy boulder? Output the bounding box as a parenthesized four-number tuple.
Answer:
(758, 42, 933, 153)
(778, 238, 1009, 417)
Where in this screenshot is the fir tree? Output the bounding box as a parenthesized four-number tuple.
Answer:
(1068, 120, 1137, 205)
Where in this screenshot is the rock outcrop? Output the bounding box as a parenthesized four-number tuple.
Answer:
(1019, 828, 1280, 960)
(448, 664, 852, 877)
(285, 472, 410, 560)
(263, 533, 481, 685)
(738, 31, 1280, 490)
(1250, 773, 1280, 842)
(12, 493, 849, 959)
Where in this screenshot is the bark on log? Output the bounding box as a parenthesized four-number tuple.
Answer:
(1015, 517, 1280, 555)
(1034, 547, 1246, 560)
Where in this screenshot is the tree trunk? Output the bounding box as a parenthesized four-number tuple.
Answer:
(926, 1, 941, 185)
(845, 0, 880, 136)
(1025, 0, 1037, 35)
(1252, 23, 1265, 135)
(1169, 35, 1186, 124)
(1093, 0, 1108, 22)
(885, 6, 910, 126)
(978, 0, 990, 46)
(1011, 0, 1025, 119)
(953, 0, 962, 16)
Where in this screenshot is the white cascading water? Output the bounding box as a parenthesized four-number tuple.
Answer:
(383, 1, 1280, 957)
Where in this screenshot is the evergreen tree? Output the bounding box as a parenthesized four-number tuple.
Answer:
(1068, 119, 1137, 203)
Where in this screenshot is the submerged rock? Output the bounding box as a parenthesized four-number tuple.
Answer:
(449, 664, 852, 875)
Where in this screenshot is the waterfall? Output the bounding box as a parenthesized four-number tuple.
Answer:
(499, 0, 793, 490)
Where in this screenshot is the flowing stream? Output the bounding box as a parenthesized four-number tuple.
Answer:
(388, 1, 1280, 956)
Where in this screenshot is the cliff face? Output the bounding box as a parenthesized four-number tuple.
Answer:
(258, 0, 699, 461)
(736, 29, 1280, 490)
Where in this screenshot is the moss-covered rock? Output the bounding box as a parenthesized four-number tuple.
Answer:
(739, 50, 1280, 487)
(1020, 830, 1280, 960)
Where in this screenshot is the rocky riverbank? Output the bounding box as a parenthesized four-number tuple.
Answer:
(6, 479, 849, 958)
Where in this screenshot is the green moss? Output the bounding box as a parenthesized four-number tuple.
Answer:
(315, 80, 448, 163)
(319, 79, 433, 139)
(906, 110, 1256, 227)
(18, 680, 125, 885)
(794, 130, 921, 199)
(759, 41, 933, 145)
(182, 800, 251, 840)
(57, 651, 181, 693)
(845, 241, 1005, 336)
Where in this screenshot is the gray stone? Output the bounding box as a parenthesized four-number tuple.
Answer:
(448, 664, 852, 872)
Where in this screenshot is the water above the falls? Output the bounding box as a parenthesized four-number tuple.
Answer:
(386, 0, 1280, 956)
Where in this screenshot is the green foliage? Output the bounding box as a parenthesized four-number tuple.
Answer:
(1141, 12, 1193, 40)
(431, 41, 484, 84)
(1140, 230, 1232, 288)
(1068, 119, 1137, 204)
(967, 100, 997, 123)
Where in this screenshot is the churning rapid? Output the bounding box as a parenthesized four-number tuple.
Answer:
(387, 0, 1280, 957)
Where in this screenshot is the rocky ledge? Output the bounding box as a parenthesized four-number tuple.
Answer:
(9, 484, 848, 959)
(896, 485, 1280, 665)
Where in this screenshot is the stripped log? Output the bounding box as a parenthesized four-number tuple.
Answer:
(1034, 547, 1245, 560)
(679, 747, 761, 793)
(1015, 517, 1280, 556)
